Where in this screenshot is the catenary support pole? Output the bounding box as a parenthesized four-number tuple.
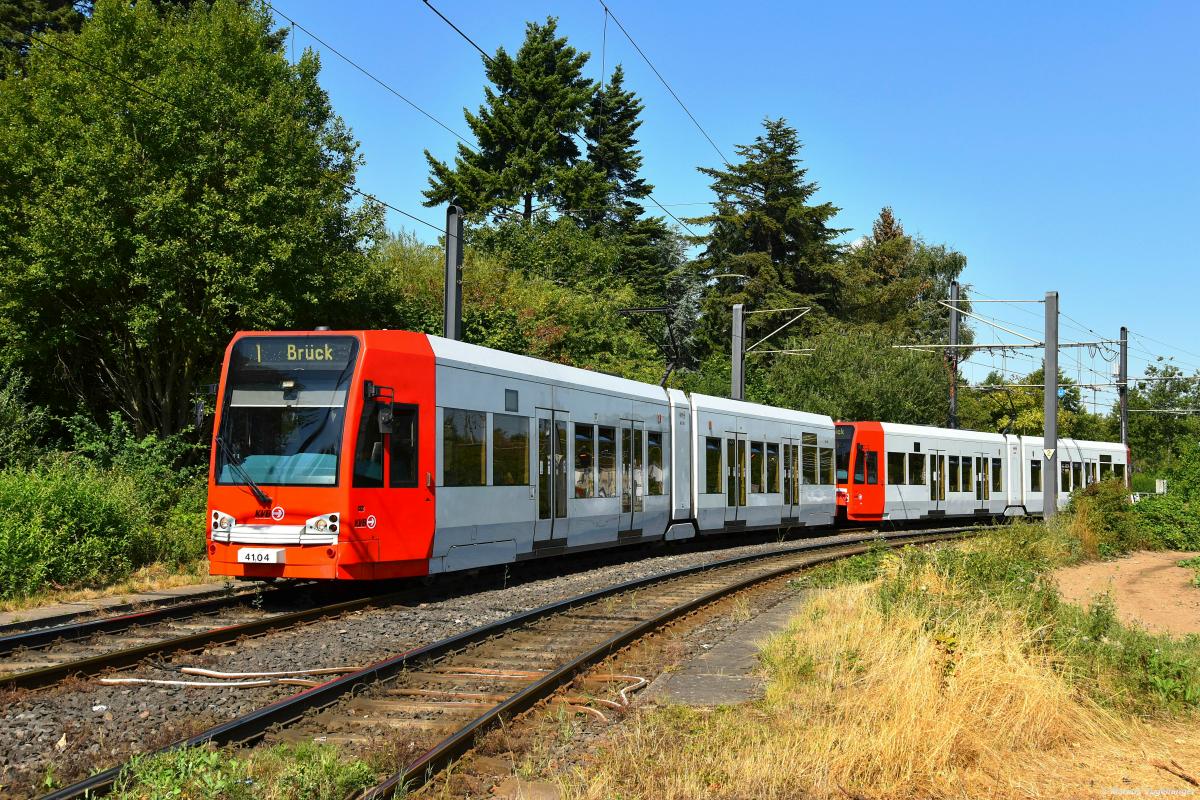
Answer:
(1119, 326, 1129, 447)
(1044, 291, 1059, 519)
(948, 280, 960, 428)
(731, 303, 745, 401)
(443, 205, 464, 340)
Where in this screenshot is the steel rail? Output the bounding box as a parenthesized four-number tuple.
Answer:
(0, 587, 409, 691)
(0, 583, 270, 639)
(0, 585, 297, 657)
(40, 524, 990, 800)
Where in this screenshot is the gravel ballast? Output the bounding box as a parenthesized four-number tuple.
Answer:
(0, 530, 883, 795)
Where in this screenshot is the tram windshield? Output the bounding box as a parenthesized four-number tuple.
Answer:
(835, 424, 855, 482)
(215, 336, 358, 487)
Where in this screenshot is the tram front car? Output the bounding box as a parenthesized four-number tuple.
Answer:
(207, 331, 436, 581)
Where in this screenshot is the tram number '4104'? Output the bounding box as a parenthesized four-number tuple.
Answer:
(237, 548, 286, 564)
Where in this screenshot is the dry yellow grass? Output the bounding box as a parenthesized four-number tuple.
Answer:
(560, 562, 1200, 799)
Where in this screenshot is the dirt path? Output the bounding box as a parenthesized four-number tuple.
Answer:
(1053, 550, 1200, 635)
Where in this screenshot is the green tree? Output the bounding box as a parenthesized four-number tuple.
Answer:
(757, 323, 950, 423)
(688, 117, 844, 355)
(423, 17, 600, 222)
(0, 0, 383, 436)
(0, 0, 89, 72)
(957, 367, 1109, 438)
(833, 207, 971, 343)
(1121, 362, 1200, 473)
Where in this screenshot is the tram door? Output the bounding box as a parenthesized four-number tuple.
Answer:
(975, 454, 990, 509)
(534, 409, 568, 543)
(725, 433, 747, 524)
(620, 420, 645, 533)
(782, 438, 801, 520)
(928, 451, 946, 510)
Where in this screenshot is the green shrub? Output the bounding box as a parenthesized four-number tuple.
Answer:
(0, 459, 147, 597)
(1133, 443, 1200, 550)
(0, 366, 49, 469)
(1068, 479, 1151, 557)
(0, 413, 207, 599)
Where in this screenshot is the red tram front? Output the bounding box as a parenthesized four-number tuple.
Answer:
(207, 330, 436, 580)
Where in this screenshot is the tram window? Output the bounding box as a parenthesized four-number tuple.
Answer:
(597, 426, 617, 498)
(1113, 463, 1126, 481)
(1099, 454, 1113, 480)
(443, 409, 486, 486)
(487, 414, 528, 487)
(705, 437, 722, 494)
(947, 456, 959, 491)
(1071, 461, 1083, 490)
(572, 423, 593, 497)
(820, 447, 834, 485)
(765, 443, 780, 493)
(907, 453, 926, 485)
(804, 445, 819, 485)
(1089, 462, 1098, 484)
(1030, 460, 1042, 492)
(864, 451, 878, 485)
(749, 441, 765, 493)
(573, 424, 595, 497)
(352, 402, 384, 488)
(992, 458, 1002, 492)
(389, 405, 419, 488)
(887, 452, 906, 485)
(1060, 461, 1071, 492)
(782, 444, 792, 503)
(647, 431, 664, 496)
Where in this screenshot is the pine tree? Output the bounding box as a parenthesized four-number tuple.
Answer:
(872, 206, 904, 244)
(688, 117, 844, 353)
(423, 17, 600, 222)
(581, 64, 650, 226)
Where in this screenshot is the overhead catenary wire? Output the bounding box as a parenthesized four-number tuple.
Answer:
(595, 0, 729, 165)
(267, 2, 476, 149)
(419, 0, 698, 237)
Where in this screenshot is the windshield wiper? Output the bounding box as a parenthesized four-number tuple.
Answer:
(215, 436, 272, 508)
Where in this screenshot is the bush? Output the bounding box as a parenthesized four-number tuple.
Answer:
(1134, 442, 1200, 550)
(0, 414, 206, 600)
(1066, 479, 1150, 557)
(0, 366, 49, 468)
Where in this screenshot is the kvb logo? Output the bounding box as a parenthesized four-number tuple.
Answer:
(271, 506, 285, 521)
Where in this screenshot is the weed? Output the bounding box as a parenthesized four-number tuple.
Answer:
(110, 742, 375, 800)
(1179, 556, 1200, 588)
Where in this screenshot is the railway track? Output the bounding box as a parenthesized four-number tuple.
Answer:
(41, 524, 989, 800)
(0, 583, 401, 691)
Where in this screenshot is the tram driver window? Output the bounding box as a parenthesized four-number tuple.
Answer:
(389, 405, 419, 488)
(1030, 460, 1042, 492)
(352, 401, 384, 488)
(820, 447, 835, 485)
(992, 458, 1003, 492)
(443, 408, 486, 487)
(492, 414, 529, 487)
(864, 451, 878, 485)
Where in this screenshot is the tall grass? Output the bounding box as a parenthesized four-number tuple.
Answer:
(563, 518, 1200, 799)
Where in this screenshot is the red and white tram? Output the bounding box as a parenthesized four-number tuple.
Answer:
(206, 329, 1129, 582)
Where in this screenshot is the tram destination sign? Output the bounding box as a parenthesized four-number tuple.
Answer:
(233, 336, 356, 371)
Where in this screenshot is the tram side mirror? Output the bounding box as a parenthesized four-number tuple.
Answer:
(193, 399, 205, 429)
(364, 380, 377, 399)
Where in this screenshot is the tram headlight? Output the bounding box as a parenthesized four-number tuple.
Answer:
(305, 512, 340, 537)
(219, 517, 233, 530)
(211, 510, 235, 536)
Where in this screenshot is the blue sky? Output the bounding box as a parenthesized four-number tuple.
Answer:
(270, 0, 1199, 408)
